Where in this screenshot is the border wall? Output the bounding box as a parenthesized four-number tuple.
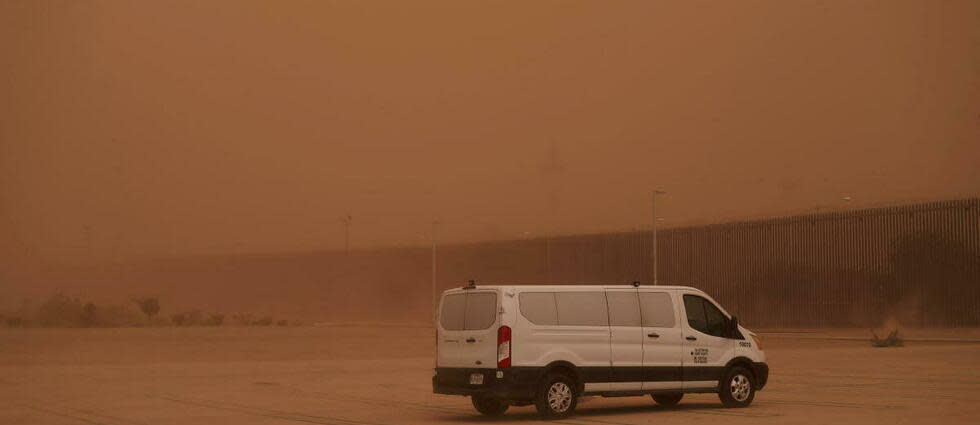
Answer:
(435, 199, 980, 327)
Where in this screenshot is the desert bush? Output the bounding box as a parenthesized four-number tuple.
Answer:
(871, 329, 904, 347)
(170, 309, 205, 326)
(36, 293, 84, 327)
(204, 313, 224, 326)
(39, 300, 143, 328)
(94, 304, 144, 327)
(276, 319, 289, 326)
(231, 313, 254, 326)
(253, 316, 274, 326)
(185, 309, 203, 326)
(5, 317, 24, 327)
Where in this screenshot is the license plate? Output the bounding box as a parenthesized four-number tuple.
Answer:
(469, 373, 484, 385)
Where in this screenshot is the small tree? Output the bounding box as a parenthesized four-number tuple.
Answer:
(134, 298, 160, 322)
(81, 302, 98, 327)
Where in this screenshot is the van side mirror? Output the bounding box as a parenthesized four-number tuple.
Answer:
(727, 316, 739, 338)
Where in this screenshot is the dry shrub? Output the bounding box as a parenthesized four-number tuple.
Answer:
(171, 309, 204, 326)
(36, 294, 84, 327)
(870, 329, 904, 347)
(231, 313, 254, 326)
(205, 313, 225, 326)
(94, 304, 144, 327)
(29, 294, 143, 327)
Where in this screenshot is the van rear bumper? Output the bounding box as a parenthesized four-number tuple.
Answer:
(432, 367, 541, 400)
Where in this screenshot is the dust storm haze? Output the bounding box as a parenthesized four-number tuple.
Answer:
(2, 2, 980, 424)
(3, 0, 978, 263)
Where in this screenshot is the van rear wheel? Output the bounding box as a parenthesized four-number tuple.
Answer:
(471, 394, 509, 416)
(652, 393, 684, 406)
(534, 373, 578, 419)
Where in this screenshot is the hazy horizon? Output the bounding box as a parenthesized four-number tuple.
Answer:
(3, 1, 979, 271)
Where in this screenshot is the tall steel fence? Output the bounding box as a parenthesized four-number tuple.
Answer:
(436, 199, 980, 327)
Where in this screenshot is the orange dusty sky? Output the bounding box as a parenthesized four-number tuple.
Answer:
(1, 0, 978, 267)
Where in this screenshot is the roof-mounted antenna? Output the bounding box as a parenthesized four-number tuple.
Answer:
(464, 279, 476, 289)
(632, 281, 641, 288)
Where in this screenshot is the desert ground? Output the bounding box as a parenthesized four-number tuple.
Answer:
(2, 326, 979, 425)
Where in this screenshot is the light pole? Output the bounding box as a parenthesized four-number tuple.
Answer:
(431, 220, 440, 322)
(652, 189, 666, 285)
(341, 214, 352, 255)
(545, 234, 551, 284)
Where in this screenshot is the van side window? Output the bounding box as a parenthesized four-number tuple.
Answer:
(683, 294, 727, 337)
(639, 292, 676, 327)
(606, 292, 641, 326)
(519, 292, 558, 325)
(555, 292, 609, 326)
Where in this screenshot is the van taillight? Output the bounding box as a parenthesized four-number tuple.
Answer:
(497, 326, 511, 369)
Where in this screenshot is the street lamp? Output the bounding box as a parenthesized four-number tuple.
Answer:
(652, 189, 666, 285)
(341, 214, 352, 255)
(431, 220, 441, 322)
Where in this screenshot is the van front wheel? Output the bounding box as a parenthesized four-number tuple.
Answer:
(719, 367, 755, 408)
(471, 394, 509, 416)
(534, 373, 578, 419)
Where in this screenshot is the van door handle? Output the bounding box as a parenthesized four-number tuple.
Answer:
(465, 338, 476, 343)
(686, 336, 697, 341)
(647, 333, 660, 338)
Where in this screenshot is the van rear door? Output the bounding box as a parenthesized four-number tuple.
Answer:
(437, 290, 499, 368)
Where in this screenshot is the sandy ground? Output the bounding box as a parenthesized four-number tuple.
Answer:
(2, 326, 979, 425)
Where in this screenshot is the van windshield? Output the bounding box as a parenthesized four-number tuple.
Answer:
(440, 292, 497, 330)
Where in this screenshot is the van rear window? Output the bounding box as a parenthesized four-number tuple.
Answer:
(439, 292, 497, 330)
(464, 292, 497, 330)
(440, 294, 466, 330)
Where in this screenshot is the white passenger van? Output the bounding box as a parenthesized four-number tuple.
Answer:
(432, 283, 768, 418)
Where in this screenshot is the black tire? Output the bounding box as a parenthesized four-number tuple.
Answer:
(718, 366, 755, 408)
(651, 392, 684, 406)
(471, 394, 509, 417)
(534, 373, 578, 419)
